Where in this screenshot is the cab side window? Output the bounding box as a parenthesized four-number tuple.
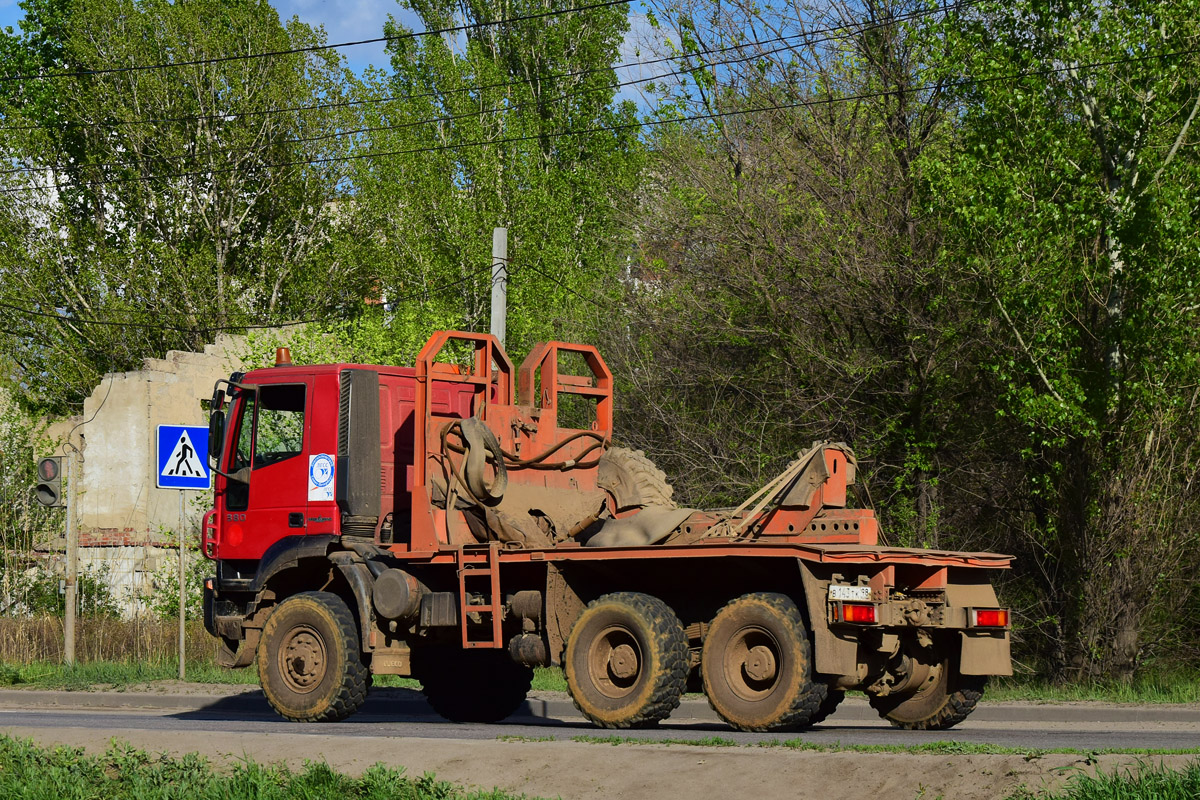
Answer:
(253, 385, 306, 467)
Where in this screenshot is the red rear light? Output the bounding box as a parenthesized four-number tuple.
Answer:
(971, 608, 1009, 627)
(840, 603, 877, 624)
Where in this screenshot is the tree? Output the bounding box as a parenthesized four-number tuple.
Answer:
(928, 0, 1200, 678)
(0, 0, 365, 412)
(605, 0, 1001, 554)
(341, 0, 643, 363)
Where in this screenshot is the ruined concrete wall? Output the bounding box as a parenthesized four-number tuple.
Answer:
(45, 334, 253, 547)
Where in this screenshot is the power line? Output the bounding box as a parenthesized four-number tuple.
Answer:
(0, 264, 495, 335)
(0, 17, 890, 179)
(0, 0, 982, 134)
(2, 43, 1195, 197)
(0, 0, 634, 84)
(523, 260, 614, 309)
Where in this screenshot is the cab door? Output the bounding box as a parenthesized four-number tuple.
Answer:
(218, 380, 312, 560)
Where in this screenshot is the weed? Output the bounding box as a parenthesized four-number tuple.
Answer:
(0, 735, 544, 799)
(569, 734, 737, 747)
(1008, 761, 1200, 799)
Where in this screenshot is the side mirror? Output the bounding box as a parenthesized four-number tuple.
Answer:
(208, 409, 225, 464)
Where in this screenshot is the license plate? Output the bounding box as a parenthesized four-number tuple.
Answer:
(828, 584, 872, 601)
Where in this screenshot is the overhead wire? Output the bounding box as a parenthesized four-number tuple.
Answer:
(0, 15, 906, 178)
(1, 42, 1196, 197)
(0, 0, 984, 138)
(0, 262, 496, 335)
(0, 0, 636, 84)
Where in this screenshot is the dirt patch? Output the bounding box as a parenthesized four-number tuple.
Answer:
(5, 725, 1194, 800)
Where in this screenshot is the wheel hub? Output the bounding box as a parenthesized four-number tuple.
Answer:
(724, 626, 782, 700)
(743, 645, 777, 682)
(587, 625, 643, 698)
(280, 626, 327, 693)
(609, 643, 639, 679)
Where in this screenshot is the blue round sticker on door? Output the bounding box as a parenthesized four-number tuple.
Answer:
(310, 454, 334, 487)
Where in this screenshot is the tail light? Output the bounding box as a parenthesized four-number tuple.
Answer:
(970, 608, 1009, 628)
(834, 602, 877, 624)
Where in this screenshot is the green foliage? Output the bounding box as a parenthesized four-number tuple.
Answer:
(5, 562, 120, 619)
(1009, 762, 1200, 800)
(136, 545, 207, 622)
(0, 736, 535, 800)
(0, 0, 368, 413)
(341, 0, 644, 361)
(926, 0, 1200, 677)
(0, 384, 58, 556)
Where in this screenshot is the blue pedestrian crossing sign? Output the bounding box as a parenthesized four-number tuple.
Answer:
(157, 425, 211, 490)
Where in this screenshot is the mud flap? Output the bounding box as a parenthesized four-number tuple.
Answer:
(960, 630, 1012, 675)
(799, 562, 859, 676)
(216, 628, 260, 668)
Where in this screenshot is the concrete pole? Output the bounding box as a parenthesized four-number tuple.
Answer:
(63, 450, 77, 666)
(490, 228, 508, 349)
(178, 491, 186, 680)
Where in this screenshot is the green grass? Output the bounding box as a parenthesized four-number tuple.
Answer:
(986, 672, 1200, 705)
(1008, 761, 1200, 799)
(565, 735, 1200, 757)
(0, 661, 565, 693)
(570, 734, 739, 747)
(4, 659, 1199, 706)
(0, 660, 259, 690)
(0, 735, 542, 800)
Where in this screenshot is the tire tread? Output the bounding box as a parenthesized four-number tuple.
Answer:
(259, 591, 369, 723)
(703, 592, 827, 732)
(566, 591, 689, 728)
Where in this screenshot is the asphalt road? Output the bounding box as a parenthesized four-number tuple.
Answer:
(2, 687, 1198, 751)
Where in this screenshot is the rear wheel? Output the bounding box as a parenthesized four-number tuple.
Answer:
(868, 661, 986, 730)
(565, 592, 689, 728)
(258, 591, 369, 722)
(415, 648, 533, 723)
(701, 593, 827, 732)
(809, 688, 845, 725)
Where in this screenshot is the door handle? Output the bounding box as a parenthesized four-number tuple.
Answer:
(288, 512, 305, 528)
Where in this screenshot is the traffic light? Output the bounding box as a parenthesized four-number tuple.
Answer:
(35, 456, 64, 507)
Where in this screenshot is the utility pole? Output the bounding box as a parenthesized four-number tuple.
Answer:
(178, 491, 186, 680)
(490, 228, 508, 349)
(63, 450, 77, 666)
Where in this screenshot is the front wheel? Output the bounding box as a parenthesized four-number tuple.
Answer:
(868, 661, 986, 730)
(257, 591, 370, 722)
(701, 593, 827, 731)
(565, 592, 689, 728)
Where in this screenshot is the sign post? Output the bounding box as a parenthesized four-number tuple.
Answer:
(156, 425, 211, 680)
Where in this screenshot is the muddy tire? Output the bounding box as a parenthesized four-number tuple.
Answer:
(597, 447, 675, 510)
(809, 688, 845, 725)
(868, 663, 986, 730)
(415, 648, 533, 723)
(565, 592, 689, 728)
(701, 593, 828, 732)
(258, 591, 369, 722)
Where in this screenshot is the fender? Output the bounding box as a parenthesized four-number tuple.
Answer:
(247, 534, 339, 592)
(329, 551, 376, 652)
